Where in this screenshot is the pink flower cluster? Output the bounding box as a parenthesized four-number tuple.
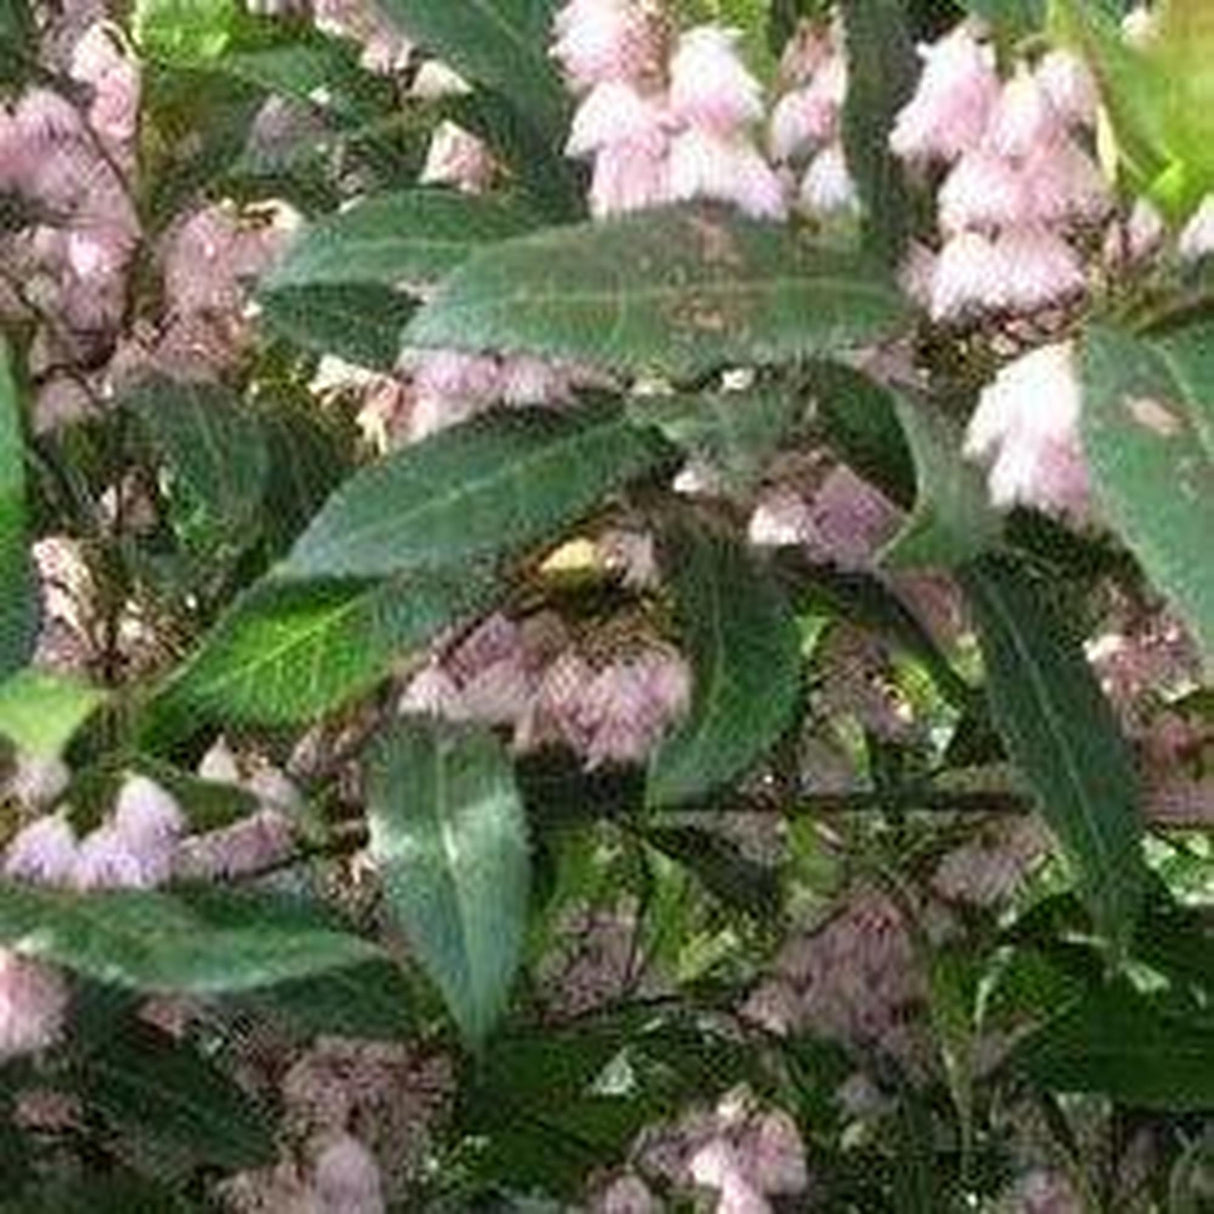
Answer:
(890, 23, 1108, 321)
(963, 339, 1090, 517)
(768, 18, 857, 217)
(399, 609, 692, 767)
(555, 2, 786, 220)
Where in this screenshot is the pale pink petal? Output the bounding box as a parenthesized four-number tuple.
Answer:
(669, 128, 787, 220)
(566, 80, 668, 158)
(0, 951, 67, 1059)
(1035, 49, 1098, 129)
(1179, 194, 1214, 263)
(4, 813, 78, 885)
(669, 25, 763, 133)
(995, 226, 1086, 312)
(798, 143, 859, 216)
(589, 140, 671, 216)
(938, 149, 1032, 234)
(419, 121, 495, 193)
(929, 230, 1008, 320)
(982, 67, 1065, 160)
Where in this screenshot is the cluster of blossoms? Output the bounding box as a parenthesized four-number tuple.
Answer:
(554, 0, 786, 219)
(399, 605, 691, 768)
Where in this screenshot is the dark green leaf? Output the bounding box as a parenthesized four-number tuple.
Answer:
(132, 755, 260, 830)
(265, 189, 546, 291)
(258, 280, 417, 370)
(374, 0, 567, 137)
(283, 403, 672, 580)
(962, 556, 1145, 952)
(959, 0, 1043, 36)
(125, 377, 269, 529)
(0, 338, 34, 679)
(809, 360, 915, 507)
(0, 0, 36, 86)
(627, 383, 809, 491)
(366, 720, 530, 1042)
(642, 825, 780, 917)
(881, 391, 1001, 568)
(0, 883, 384, 992)
(404, 205, 911, 379)
(1081, 322, 1214, 662)
(648, 518, 801, 806)
(1013, 985, 1214, 1111)
(76, 1020, 274, 1169)
(840, 0, 918, 263)
(147, 569, 493, 733)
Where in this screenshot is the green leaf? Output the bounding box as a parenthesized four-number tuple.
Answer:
(0, 337, 34, 680)
(124, 377, 269, 529)
(1013, 984, 1214, 1111)
(642, 825, 780, 917)
(132, 755, 260, 830)
(76, 1020, 274, 1169)
(962, 556, 1145, 952)
(258, 280, 417, 370)
(647, 518, 801, 807)
(0, 669, 106, 757)
(881, 391, 1002, 569)
(962, 0, 1044, 37)
(374, 0, 568, 137)
(0, 0, 36, 87)
(627, 384, 809, 492)
(283, 403, 672, 580)
(404, 205, 912, 379)
(147, 569, 493, 734)
(840, 0, 918, 264)
(134, 0, 240, 61)
(1081, 322, 1214, 663)
(265, 189, 546, 292)
(0, 883, 385, 992)
(366, 720, 530, 1042)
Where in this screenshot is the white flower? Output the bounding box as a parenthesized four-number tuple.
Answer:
(798, 143, 859, 216)
(551, 0, 657, 90)
(689, 1139, 773, 1214)
(4, 813, 78, 885)
(964, 340, 1089, 516)
(749, 488, 814, 548)
(929, 230, 1008, 319)
(938, 149, 1031, 234)
(197, 736, 241, 785)
(112, 775, 186, 848)
(995, 226, 1086, 312)
(982, 67, 1065, 160)
(1104, 197, 1165, 267)
(409, 60, 471, 100)
(669, 128, 787, 220)
(419, 121, 495, 193)
(398, 665, 462, 717)
(889, 24, 1000, 163)
(589, 140, 672, 216)
(1179, 194, 1214, 263)
(1023, 135, 1109, 226)
(0, 951, 67, 1060)
(566, 80, 668, 158)
(245, 764, 303, 816)
(1035, 49, 1098, 129)
(669, 25, 764, 133)
(72, 824, 166, 889)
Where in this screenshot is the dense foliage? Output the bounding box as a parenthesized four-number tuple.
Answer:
(0, 0, 1213, 1208)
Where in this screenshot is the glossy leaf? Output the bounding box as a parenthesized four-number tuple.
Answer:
(374, 0, 568, 137)
(963, 556, 1145, 951)
(405, 205, 911, 379)
(648, 518, 801, 806)
(148, 569, 493, 733)
(258, 280, 416, 370)
(264, 189, 545, 291)
(0, 669, 105, 757)
(77, 1020, 274, 1169)
(0, 883, 384, 992)
(0, 337, 34, 680)
(1013, 985, 1214, 1111)
(881, 391, 1002, 569)
(124, 377, 269, 528)
(1081, 323, 1214, 662)
(284, 403, 672, 580)
(840, 0, 918, 263)
(627, 384, 808, 491)
(366, 720, 530, 1042)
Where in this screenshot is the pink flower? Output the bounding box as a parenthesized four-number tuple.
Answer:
(197, 736, 241, 785)
(1103, 198, 1165, 267)
(1022, 136, 1109, 227)
(929, 230, 1008, 319)
(1179, 194, 1214, 263)
(313, 1133, 385, 1214)
(897, 240, 937, 309)
(964, 340, 1089, 516)
(4, 813, 78, 885)
(1035, 49, 1098, 129)
(70, 23, 140, 165)
(112, 775, 186, 848)
(404, 348, 501, 402)
(802, 466, 901, 571)
(498, 355, 578, 406)
(451, 657, 534, 727)
(669, 128, 787, 220)
(419, 121, 495, 193)
(72, 824, 161, 889)
(689, 1139, 772, 1214)
(399, 665, 463, 717)
(566, 81, 668, 158)
(447, 611, 523, 685)
(938, 149, 1032, 234)
(551, 0, 658, 90)
(6, 753, 70, 809)
(748, 488, 813, 548)
(995, 226, 1086, 312)
(589, 140, 672, 216)
(668, 26, 763, 134)
(579, 650, 691, 768)
(769, 81, 838, 161)
(0, 951, 67, 1059)
(982, 68, 1065, 161)
(890, 24, 1000, 163)
(798, 143, 859, 216)
(174, 810, 293, 881)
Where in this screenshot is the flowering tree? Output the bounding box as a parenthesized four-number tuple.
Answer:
(0, 0, 1213, 1206)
